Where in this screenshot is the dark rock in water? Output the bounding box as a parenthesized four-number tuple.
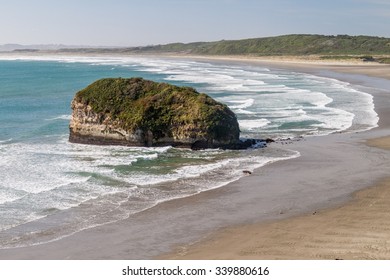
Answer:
(243, 170, 252, 175)
(69, 77, 249, 149)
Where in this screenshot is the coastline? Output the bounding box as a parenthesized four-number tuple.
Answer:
(1, 55, 390, 259)
(165, 54, 390, 80)
(161, 56, 390, 260)
(163, 177, 390, 259)
(163, 141, 390, 259)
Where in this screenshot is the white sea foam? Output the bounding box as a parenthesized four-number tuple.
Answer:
(236, 109, 256, 115)
(0, 187, 27, 204)
(0, 144, 301, 247)
(0, 138, 13, 144)
(142, 57, 375, 135)
(229, 98, 255, 109)
(137, 58, 376, 136)
(239, 119, 271, 130)
(112, 158, 236, 186)
(45, 114, 72, 121)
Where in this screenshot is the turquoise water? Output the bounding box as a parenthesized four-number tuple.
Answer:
(0, 56, 378, 248)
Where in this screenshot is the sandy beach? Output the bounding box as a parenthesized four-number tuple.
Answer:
(1, 55, 390, 260)
(164, 142, 390, 259)
(162, 57, 390, 260)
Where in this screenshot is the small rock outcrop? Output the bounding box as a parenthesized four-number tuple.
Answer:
(69, 77, 248, 149)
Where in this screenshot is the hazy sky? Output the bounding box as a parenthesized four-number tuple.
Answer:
(1, 0, 389, 46)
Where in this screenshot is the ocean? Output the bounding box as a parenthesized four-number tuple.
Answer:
(0, 55, 378, 249)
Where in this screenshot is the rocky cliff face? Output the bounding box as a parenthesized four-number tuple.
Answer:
(69, 77, 246, 149)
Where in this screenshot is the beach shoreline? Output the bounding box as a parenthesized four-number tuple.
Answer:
(160, 56, 390, 260)
(162, 141, 390, 260)
(1, 54, 390, 259)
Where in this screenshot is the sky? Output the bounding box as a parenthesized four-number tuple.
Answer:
(1, 0, 389, 46)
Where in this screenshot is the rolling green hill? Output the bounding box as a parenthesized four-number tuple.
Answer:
(44, 34, 390, 62)
(124, 34, 390, 56)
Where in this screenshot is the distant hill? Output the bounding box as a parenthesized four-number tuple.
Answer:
(0, 44, 69, 52)
(5, 35, 390, 59)
(125, 34, 390, 56)
(0, 44, 108, 52)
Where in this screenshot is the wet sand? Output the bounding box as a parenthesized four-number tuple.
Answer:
(164, 141, 390, 259)
(1, 56, 390, 259)
(367, 136, 390, 150)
